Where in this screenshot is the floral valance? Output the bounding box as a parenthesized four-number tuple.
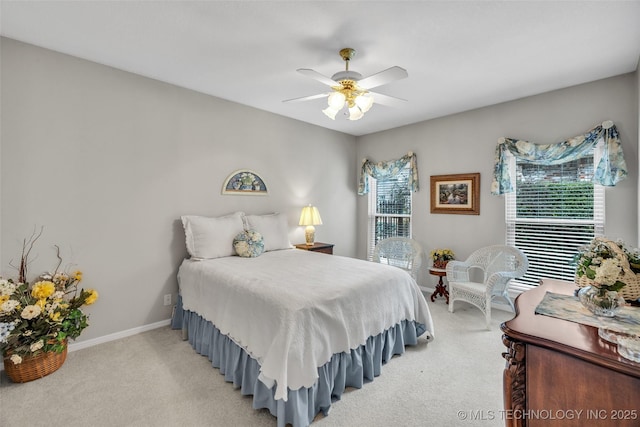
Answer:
(491, 121, 628, 195)
(358, 152, 419, 195)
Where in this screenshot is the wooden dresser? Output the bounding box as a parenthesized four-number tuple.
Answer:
(501, 279, 640, 427)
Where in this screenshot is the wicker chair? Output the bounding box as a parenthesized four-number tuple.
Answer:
(372, 237, 423, 281)
(446, 245, 528, 329)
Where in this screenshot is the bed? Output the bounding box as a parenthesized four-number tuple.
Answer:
(171, 212, 435, 426)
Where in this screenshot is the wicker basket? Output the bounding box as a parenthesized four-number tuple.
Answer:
(3, 340, 67, 383)
(575, 238, 640, 301)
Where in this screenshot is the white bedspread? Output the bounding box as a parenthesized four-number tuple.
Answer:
(178, 249, 434, 401)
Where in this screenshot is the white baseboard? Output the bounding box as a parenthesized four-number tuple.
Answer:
(68, 318, 172, 352)
(1, 319, 172, 372)
(421, 285, 515, 314)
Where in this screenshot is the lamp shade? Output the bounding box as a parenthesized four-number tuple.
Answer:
(299, 205, 323, 226)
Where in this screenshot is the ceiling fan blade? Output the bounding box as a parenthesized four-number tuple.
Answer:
(297, 68, 338, 87)
(358, 66, 408, 90)
(370, 91, 407, 108)
(283, 93, 329, 103)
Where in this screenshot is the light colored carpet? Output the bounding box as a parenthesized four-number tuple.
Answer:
(0, 295, 513, 427)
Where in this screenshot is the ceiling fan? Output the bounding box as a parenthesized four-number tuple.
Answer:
(284, 48, 408, 121)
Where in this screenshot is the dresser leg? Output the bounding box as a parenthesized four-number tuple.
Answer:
(502, 335, 526, 427)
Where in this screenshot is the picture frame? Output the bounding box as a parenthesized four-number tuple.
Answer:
(222, 169, 268, 195)
(430, 173, 480, 215)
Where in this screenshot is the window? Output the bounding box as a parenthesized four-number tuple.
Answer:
(367, 166, 412, 260)
(505, 145, 604, 289)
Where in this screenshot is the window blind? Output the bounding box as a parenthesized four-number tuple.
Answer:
(506, 148, 604, 289)
(367, 167, 412, 260)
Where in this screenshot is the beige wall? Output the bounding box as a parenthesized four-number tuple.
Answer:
(2, 36, 638, 345)
(637, 58, 640, 244)
(0, 38, 357, 342)
(356, 74, 639, 287)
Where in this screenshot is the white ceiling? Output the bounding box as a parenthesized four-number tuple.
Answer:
(1, 1, 639, 136)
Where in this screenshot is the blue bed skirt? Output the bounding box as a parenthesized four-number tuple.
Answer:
(171, 296, 426, 427)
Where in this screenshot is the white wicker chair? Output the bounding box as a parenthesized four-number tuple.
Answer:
(372, 237, 423, 281)
(446, 245, 528, 329)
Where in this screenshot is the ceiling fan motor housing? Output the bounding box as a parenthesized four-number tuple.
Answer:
(330, 70, 363, 82)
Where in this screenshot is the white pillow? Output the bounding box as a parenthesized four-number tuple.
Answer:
(244, 213, 293, 252)
(181, 212, 245, 259)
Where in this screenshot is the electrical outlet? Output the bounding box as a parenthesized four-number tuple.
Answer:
(163, 294, 172, 306)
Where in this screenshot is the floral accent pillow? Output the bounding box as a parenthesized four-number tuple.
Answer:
(233, 230, 265, 258)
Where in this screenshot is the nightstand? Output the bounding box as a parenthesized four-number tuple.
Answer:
(295, 242, 334, 255)
(429, 268, 449, 304)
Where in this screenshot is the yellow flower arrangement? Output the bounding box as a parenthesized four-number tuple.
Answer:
(430, 248, 455, 269)
(430, 248, 455, 262)
(31, 281, 56, 299)
(0, 230, 98, 364)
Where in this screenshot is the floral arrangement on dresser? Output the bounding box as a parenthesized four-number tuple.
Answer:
(574, 238, 626, 293)
(622, 244, 640, 274)
(574, 237, 640, 307)
(0, 231, 98, 365)
(430, 248, 455, 269)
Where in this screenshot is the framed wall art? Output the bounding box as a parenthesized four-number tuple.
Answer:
(222, 170, 268, 195)
(430, 173, 480, 215)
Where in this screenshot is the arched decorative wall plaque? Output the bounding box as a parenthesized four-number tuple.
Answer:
(222, 170, 268, 195)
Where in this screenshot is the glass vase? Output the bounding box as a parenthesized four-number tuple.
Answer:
(577, 285, 625, 317)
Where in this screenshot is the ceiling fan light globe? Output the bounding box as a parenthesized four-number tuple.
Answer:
(327, 92, 346, 109)
(355, 94, 374, 113)
(348, 106, 364, 121)
(322, 106, 340, 120)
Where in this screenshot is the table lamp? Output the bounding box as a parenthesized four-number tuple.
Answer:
(299, 205, 323, 246)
